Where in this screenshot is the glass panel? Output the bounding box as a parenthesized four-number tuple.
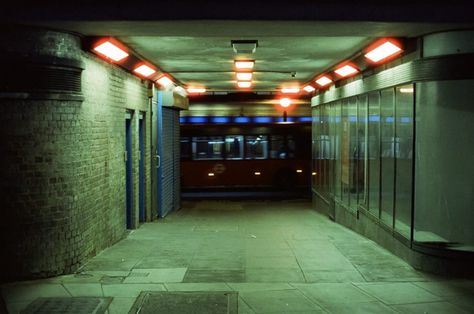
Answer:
(380, 88, 395, 225)
(287, 135, 296, 159)
(192, 136, 224, 160)
(334, 102, 342, 199)
(270, 135, 285, 159)
(348, 97, 358, 209)
(321, 106, 330, 195)
(312, 107, 321, 189)
(245, 135, 268, 159)
(414, 80, 474, 250)
(357, 95, 368, 206)
(340, 99, 350, 206)
(225, 135, 244, 160)
(394, 84, 414, 238)
(368, 92, 381, 213)
(180, 137, 191, 160)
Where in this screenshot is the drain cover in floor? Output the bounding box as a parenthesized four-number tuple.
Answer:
(129, 291, 238, 314)
(22, 297, 112, 314)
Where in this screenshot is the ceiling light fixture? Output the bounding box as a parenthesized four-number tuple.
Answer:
(281, 87, 300, 94)
(303, 85, 315, 93)
(93, 40, 129, 62)
(133, 64, 156, 77)
(334, 64, 358, 77)
(280, 98, 291, 108)
(156, 75, 173, 87)
(235, 60, 255, 70)
(236, 72, 253, 81)
(315, 76, 333, 87)
(237, 81, 252, 88)
(364, 39, 402, 63)
(187, 87, 207, 94)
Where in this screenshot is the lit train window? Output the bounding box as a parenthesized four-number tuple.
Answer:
(245, 135, 268, 159)
(225, 135, 244, 160)
(192, 136, 224, 160)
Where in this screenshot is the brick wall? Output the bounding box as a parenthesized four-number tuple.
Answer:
(0, 26, 152, 281)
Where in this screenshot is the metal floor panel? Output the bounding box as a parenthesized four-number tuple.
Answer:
(129, 291, 238, 314)
(22, 297, 112, 314)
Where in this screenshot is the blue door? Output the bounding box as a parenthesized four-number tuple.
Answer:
(125, 116, 133, 229)
(138, 115, 145, 223)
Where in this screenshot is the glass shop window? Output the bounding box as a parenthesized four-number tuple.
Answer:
(245, 135, 269, 159)
(192, 136, 224, 160)
(225, 135, 244, 160)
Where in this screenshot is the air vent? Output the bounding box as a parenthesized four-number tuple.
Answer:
(231, 40, 258, 54)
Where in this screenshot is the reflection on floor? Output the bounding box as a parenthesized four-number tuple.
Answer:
(2, 200, 474, 313)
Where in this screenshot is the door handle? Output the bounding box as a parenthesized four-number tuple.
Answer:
(155, 155, 161, 168)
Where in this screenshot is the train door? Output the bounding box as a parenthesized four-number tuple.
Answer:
(125, 112, 133, 229)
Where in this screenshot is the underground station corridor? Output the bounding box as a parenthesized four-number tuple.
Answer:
(1, 1, 474, 313)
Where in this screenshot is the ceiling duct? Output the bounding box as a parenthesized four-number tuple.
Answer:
(231, 40, 258, 54)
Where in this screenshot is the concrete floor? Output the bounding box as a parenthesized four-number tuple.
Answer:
(2, 199, 474, 313)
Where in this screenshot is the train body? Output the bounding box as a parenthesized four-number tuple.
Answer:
(180, 120, 312, 191)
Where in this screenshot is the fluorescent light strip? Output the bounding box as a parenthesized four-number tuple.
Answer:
(303, 85, 315, 92)
(315, 76, 332, 87)
(93, 41, 129, 62)
(235, 60, 254, 69)
(236, 72, 253, 80)
(156, 76, 173, 87)
(237, 81, 252, 88)
(334, 65, 358, 77)
(365, 41, 402, 62)
(133, 64, 156, 77)
(281, 87, 300, 94)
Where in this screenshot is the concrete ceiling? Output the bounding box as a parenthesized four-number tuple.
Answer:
(13, 20, 472, 92)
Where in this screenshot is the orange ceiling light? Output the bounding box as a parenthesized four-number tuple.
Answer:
(334, 64, 359, 77)
(133, 64, 156, 78)
(280, 98, 291, 108)
(93, 40, 129, 62)
(234, 60, 255, 70)
(237, 81, 252, 88)
(303, 85, 315, 93)
(156, 75, 173, 87)
(187, 87, 207, 94)
(281, 87, 300, 94)
(315, 75, 333, 87)
(236, 72, 253, 81)
(364, 39, 403, 63)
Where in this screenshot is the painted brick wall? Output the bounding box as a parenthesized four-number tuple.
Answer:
(0, 27, 152, 281)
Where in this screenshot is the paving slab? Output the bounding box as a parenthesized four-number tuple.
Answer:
(240, 289, 323, 313)
(355, 282, 442, 305)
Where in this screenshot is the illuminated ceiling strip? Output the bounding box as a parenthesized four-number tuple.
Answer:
(365, 40, 402, 63)
(93, 41, 129, 62)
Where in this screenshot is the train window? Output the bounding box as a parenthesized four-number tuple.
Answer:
(270, 135, 285, 159)
(180, 137, 191, 160)
(192, 136, 224, 160)
(287, 135, 296, 158)
(225, 135, 244, 160)
(245, 135, 268, 159)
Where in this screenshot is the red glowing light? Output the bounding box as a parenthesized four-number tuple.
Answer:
(133, 64, 156, 77)
(334, 64, 358, 77)
(303, 85, 315, 92)
(364, 39, 403, 63)
(93, 40, 129, 62)
(156, 75, 173, 87)
(280, 98, 291, 108)
(315, 76, 332, 87)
